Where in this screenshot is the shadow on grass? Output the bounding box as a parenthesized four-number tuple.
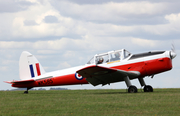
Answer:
(17, 90, 130, 95)
(17, 90, 64, 95)
(16, 88, 176, 95)
(90, 89, 146, 95)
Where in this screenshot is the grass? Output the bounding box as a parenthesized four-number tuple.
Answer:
(0, 89, 180, 116)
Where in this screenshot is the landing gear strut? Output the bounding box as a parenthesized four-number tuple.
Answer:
(124, 76, 138, 93)
(24, 88, 32, 94)
(124, 76, 154, 93)
(138, 77, 153, 92)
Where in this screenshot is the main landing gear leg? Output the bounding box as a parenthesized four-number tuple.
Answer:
(24, 88, 32, 94)
(124, 76, 137, 93)
(138, 78, 153, 92)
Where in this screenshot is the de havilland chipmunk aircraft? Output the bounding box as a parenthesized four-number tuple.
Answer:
(5, 48, 176, 93)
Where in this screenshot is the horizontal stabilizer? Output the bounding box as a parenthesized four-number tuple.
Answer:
(4, 79, 35, 84)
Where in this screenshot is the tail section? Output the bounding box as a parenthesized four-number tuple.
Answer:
(19, 51, 46, 80)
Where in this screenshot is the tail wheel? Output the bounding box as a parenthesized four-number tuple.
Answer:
(128, 85, 138, 93)
(24, 91, 28, 94)
(143, 85, 153, 92)
(24, 87, 32, 94)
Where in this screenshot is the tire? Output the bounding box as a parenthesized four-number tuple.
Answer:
(128, 85, 138, 93)
(144, 85, 153, 92)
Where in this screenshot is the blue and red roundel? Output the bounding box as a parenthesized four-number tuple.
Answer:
(75, 73, 84, 80)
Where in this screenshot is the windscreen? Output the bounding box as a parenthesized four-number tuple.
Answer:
(96, 54, 109, 64)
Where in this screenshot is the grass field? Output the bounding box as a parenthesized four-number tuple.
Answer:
(0, 89, 180, 116)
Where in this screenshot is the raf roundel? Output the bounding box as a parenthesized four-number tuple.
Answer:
(75, 73, 84, 80)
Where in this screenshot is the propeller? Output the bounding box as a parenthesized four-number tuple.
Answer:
(171, 43, 175, 52)
(170, 43, 177, 59)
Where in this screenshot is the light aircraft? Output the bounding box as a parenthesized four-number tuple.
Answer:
(5, 48, 176, 93)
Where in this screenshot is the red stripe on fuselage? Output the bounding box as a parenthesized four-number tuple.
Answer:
(36, 63, 41, 76)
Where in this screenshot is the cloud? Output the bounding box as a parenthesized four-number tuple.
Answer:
(0, 41, 32, 49)
(1, 0, 180, 42)
(58, 62, 71, 69)
(44, 15, 59, 23)
(132, 38, 157, 47)
(24, 20, 38, 26)
(50, 1, 177, 25)
(0, 0, 34, 13)
(165, 13, 180, 32)
(66, 0, 180, 5)
(0, 67, 8, 71)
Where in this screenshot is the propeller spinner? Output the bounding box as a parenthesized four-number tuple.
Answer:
(170, 44, 177, 59)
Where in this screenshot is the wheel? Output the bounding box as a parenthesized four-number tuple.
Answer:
(143, 85, 153, 92)
(128, 85, 138, 93)
(24, 91, 28, 94)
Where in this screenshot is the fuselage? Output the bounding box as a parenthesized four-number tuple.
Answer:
(12, 50, 173, 88)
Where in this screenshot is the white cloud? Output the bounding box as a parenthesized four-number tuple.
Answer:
(37, 50, 59, 54)
(0, 67, 8, 71)
(0, 0, 34, 13)
(138, 13, 180, 36)
(165, 13, 180, 23)
(165, 13, 180, 32)
(0, 0, 178, 41)
(58, 62, 72, 69)
(3, 0, 73, 39)
(24, 20, 38, 26)
(0, 41, 32, 49)
(52, 1, 168, 23)
(131, 38, 157, 47)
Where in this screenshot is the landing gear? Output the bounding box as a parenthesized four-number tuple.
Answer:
(123, 76, 154, 93)
(143, 85, 153, 92)
(128, 85, 138, 93)
(138, 77, 153, 92)
(24, 88, 32, 94)
(24, 91, 28, 94)
(124, 76, 138, 93)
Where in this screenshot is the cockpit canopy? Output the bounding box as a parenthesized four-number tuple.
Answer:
(87, 49, 131, 64)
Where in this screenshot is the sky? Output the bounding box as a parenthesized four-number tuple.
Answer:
(0, 0, 180, 90)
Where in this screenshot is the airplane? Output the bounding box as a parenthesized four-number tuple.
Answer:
(5, 48, 176, 94)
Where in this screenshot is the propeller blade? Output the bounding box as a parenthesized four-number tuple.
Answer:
(170, 43, 177, 59)
(171, 42, 176, 52)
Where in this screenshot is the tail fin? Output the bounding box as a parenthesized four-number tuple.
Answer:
(19, 51, 46, 80)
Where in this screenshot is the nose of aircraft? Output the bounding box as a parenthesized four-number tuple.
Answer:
(170, 51, 177, 59)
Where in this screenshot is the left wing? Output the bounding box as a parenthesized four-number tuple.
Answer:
(77, 65, 140, 86)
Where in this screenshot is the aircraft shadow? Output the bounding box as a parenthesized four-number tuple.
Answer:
(17, 89, 171, 95)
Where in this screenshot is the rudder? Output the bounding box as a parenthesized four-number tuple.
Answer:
(19, 51, 46, 80)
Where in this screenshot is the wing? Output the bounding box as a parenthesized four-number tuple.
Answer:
(77, 65, 140, 86)
(4, 79, 35, 84)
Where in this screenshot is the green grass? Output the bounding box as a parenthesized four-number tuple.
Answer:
(0, 89, 180, 116)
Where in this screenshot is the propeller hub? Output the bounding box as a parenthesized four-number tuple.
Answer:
(170, 51, 177, 59)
